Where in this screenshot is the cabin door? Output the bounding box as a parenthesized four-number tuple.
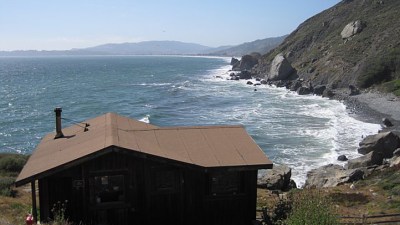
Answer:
(148, 167, 183, 225)
(88, 173, 130, 225)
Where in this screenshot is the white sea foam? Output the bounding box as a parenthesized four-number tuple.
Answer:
(200, 64, 381, 187)
(139, 115, 150, 124)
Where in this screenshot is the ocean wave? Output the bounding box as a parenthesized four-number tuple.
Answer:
(0, 56, 382, 188)
(139, 114, 150, 124)
(199, 63, 381, 187)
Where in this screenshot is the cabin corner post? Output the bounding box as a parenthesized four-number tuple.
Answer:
(31, 181, 38, 223)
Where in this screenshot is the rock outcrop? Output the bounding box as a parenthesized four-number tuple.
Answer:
(382, 118, 394, 127)
(297, 86, 312, 95)
(304, 164, 364, 188)
(267, 53, 296, 81)
(357, 132, 400, 158)
(313, 85, 326, 96)
(337, 155, 348, 161)
(232, 53, 260, 71)
(347, 151, 384, 169)
(341, 20, 365, 39)
(238, 71, 252, 79)
(230, 58, 239, 66)
(257, 164, 296, 191)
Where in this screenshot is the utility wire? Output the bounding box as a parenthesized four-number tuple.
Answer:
(61, 117, 90, 131)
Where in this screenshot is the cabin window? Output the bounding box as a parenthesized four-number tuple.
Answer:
(151, 169, 179, 194)
(90, 174, 125, 204)
(209, 171, 242, 196)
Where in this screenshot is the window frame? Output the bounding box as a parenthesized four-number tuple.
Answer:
(88, 170, 128, 206)
(207, 171, 244, 197)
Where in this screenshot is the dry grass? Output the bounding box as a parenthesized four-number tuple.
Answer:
(0, 185, 32, 225)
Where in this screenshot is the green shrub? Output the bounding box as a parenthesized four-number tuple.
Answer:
(0, 154, 28, 173)
(262, 197, 292, 225)
(381, 79, 400, 96)
(0, 177, 16, 197)
(285, 190, 339, 225)
(358, 46, 400, 88)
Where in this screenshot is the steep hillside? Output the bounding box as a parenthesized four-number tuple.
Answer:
(254, 0, 400, 92)
(209, 35, 287, 56)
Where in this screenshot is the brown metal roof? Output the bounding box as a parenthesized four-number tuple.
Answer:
(16, 113, 272, 186)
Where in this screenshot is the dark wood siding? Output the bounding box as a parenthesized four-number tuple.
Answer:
(39, 149, 258, 225)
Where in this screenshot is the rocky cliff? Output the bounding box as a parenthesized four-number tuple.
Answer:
(253, 0, 400, 93)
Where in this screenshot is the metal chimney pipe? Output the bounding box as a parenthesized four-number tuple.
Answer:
(54, 107, 64, 139)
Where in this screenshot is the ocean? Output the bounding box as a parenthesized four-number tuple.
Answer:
(0, 55, 380, 186)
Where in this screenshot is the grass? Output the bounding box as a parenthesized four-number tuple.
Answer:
(286, 190, 339, 225)
(0, 153, 29, 198)
(0, 186, 32, 225)
(0, 153, 32, 224)
(257, 166, 400, 223)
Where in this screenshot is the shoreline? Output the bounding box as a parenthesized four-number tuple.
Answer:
(330, 88, 400, 133)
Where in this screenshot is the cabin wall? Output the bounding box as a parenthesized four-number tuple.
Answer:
(38, 150, 258, 225)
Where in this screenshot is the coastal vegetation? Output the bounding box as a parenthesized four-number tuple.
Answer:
(0, 153, 28, 197)
(258, 165, 400, 224)
(0, 154, 30, 224)
(359, 46, 400, 90)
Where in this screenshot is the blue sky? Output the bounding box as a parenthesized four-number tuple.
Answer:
(0, 0, 340, 51)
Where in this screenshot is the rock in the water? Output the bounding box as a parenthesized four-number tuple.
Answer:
(358, 132, 400, 158)
(289, 80, 303, 92)
(322, 89, 335, 98)
(230, 57, 239, 66)
(382, 118, 393, 127)
(341, 20, 365, 39)
(304, 164, 364, 188)
(347, 151, 384, 169)
(230, 76, 239, 81)
(268, 53, 296, 81)
(260, 79, 268, 85)
(232, 54, 260, 71)
(238, 71, 252, 80)
(257, 164, 293, 191)
(246, 81, 254, 85)
(297, 86, 312, 95)
(338, 155, 348, 161)
(313, 85, 326, 96)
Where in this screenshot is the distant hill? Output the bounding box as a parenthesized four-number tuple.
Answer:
(0, 41, 214, 56)
(253, 0, 400, 92)
(0, 37, 286, 57)
(207, 35, 287, 56)
(80, 40, 212, 55)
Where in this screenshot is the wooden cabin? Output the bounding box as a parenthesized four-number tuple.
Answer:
(16, 109, 272, 225)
